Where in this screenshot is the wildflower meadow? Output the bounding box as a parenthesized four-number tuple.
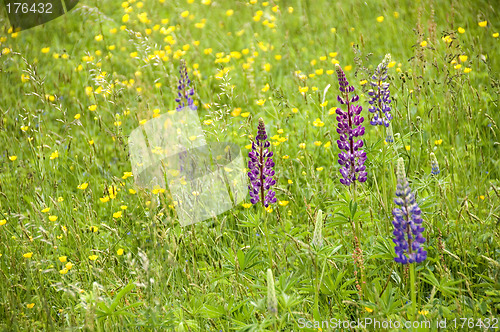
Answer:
(0, 0, 499, 330)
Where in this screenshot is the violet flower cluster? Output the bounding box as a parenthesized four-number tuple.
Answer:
(248, 118, 277, 207)
(392, 158, 427, 264)
(368, 54, 393, 127)
(175, 59, 197, 111)
(335, 64, 367, 186)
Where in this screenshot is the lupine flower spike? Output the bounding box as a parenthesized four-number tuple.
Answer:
(335, 64, 367, 186)
(430, 152, 440, 175)
(392, 158, 427, 264)
(368, 54, 393, 127)
(175, 59, 197, 111)
(248, 118, 277, 207)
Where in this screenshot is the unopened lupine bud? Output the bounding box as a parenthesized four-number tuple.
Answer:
(266, 268, 278, 315)
(312, 209, 324, 248)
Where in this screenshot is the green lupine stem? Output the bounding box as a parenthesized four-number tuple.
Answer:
(262, 211, 274, 269)
(410, 263, 417, 321)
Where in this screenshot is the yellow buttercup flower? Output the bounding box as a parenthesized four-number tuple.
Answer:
(113, 211, 122, 218)
(376, 16, 384, 23)
(23, 252, 33, 258)
(88, 255, 98, 261)
(420, 40, 428, 47)
(59, 256, 67, 263)
(0, 219, 6, 226)
(50, 150, 59, 160)
(117, 248, 124, 256)
(478, 21, 487, 27)
(77, 182, 89, 190)
(49, 215, 58, 222)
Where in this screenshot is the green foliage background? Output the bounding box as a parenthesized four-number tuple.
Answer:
(0, 0, 499, 330)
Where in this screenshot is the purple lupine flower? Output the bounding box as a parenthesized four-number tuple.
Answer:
(368, 54, 392, 127)
(175, 59, 197, 111)
(335, 64, 367, 186)
(430, 152, 440, 175)
(392, 158, 427, 264)
(248, 118, 277, 207)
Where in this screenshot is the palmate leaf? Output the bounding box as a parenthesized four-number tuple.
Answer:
(421, 268, 464, 298)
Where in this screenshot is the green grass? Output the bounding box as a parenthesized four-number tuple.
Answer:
(0, 0, 499, 330)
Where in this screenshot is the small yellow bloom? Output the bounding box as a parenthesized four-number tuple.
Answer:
(459, 55, 468, 62)
(265, 206, 273, 213)
(88, 105, 97, 111)
(77, 182, 89, 190)
(365, 307, 374, 313)
(323, 141, 331, 148)
(27, 303, 35, 309)
(316, 167, 324, 171)
(242, 203, 252, 209)
(226, 9, 234, 16)
(298, 86, 309, 93)
(314, 141, 322, 147)
(479, 195, 485, 200)
(282, 155, 289, 159)
(288, 179, 293, 184)
(23, 252, 33, 259)
(493, 32, 499, 38)
(59, 268, 69, 274)
(50, 150, 59, 160)
(418, 310, 429, 316)
(113, 211, 122, 218)
(129, 189, 137, 194)
(388, 61, 396, 68)
(478, 21, 487, 28)
(89, 226, 98, 233)
(59, 256, 67, 263)
(256, 99, 266, 106)
(434, 139, 443, 145)
(65, 262, 73, 270)
(360, 79, 368, 85)
(405, 145, 411, 151)
(88, 255, 98, 261)
(117, 248, 124, 256)
(41, 47, 50, 54)
(278, 200, 289, 206)
(344, 65, 352, 71)
(420, 40, 428, 47)
(458, 27, 465, 34)
(122, 14, 129, 22)
(49, 215, 58, 222)
(263, 63, 271, 72)
(94, 34, 103, 41)
(299, 143, 306, 149)
(0, 219, 6, 226)
(376, 16, 384, 23)
(74, 113, 81, 120)
(463, 67, 472, 73)
(313, 118, 325, 127)
(8, 156, 17, 161)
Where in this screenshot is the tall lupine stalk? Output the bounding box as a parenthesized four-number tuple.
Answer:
(368, 54, 394, 218)
(175, 59, 196, 111)
(248, 118, 277, 208)
(368, 54, 393, 127)
(248, 118, 276, 269)
(335, 64, 367, 296)
(335, 64, 367, 187)
(392, 158, 427, 320)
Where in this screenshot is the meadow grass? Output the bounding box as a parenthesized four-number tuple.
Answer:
(0, 0, 499, 330)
